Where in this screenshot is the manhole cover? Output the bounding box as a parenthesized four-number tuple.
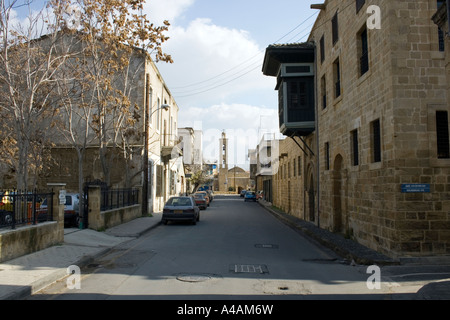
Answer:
(176, 274, 212, 282)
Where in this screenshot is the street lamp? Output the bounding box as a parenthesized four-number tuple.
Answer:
(142, 103, 170, 216)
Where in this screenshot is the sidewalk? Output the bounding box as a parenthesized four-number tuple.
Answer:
(257, 199, 450, 300)
(258, 199, 399, 266)
(0, 212, 162, 300)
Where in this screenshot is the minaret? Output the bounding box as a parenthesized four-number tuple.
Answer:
(220, 131, 228, 171)
(218, 131, 229, 192)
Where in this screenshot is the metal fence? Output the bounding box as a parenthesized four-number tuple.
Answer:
(100, 188, 139, 211)
(0, 190, 54, 230)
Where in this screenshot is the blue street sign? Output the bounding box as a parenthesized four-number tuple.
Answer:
(401, 184, 430, 193)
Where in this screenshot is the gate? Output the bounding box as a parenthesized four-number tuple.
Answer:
(82, 180, 108, 229)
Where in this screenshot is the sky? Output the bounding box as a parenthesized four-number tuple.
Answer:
(12, 0, 321, 169)
(144, 0, 320, 168)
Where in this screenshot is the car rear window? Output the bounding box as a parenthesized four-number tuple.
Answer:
(167, 198, 192, 206)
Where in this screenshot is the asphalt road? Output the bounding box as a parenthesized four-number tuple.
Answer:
(30, 195, 414, 300)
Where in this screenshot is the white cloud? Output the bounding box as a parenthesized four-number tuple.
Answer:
(144, 0, 195, 25)
(156, 18, 274, 107)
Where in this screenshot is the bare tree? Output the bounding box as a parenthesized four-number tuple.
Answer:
(51, 0, 172, 187)
(0, 0, 78, 190)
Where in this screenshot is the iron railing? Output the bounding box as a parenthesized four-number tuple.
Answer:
(100, 188, 139, 211)
(0, 190, 54, 230)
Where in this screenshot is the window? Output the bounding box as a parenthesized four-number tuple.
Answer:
(359, 27, 369, 76)
(332, 12, 339, 45)
(293, 159, 296, 176)
(156, 98, 161, 130)
(333, 58, 341, 98)
(320, 35, 325, 63)
(371, 119, 381, 163)
(156, 165, 163, 197)
(351, 130, 359, 166)
(283, 77, 315, 122)
(145, 74, 152, 122)
(325, 142, 330, 170)
(321, 75, 327, 109)
(436, 111, 450, 159)
(356, 0, 366, 13)
(437, 1, 445, 52)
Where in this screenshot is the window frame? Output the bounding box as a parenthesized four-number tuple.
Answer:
(358, 26, 369, 76)
(351, 129, 359, 166)
(371, 119, 382, 163)
(436, 111, 450, 159)
(332, 12, 339, 45)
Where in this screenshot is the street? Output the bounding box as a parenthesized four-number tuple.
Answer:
(30, 195, 448, 300)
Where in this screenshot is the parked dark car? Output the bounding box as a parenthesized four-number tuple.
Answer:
(161, 196, 200, 225)
(240, 190, 247, 197)
(244, 191, 256, 202)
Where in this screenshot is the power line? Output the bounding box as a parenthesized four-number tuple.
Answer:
(170, 52, 264, 90)
(174, 64, 262, 98)
(170, 11, 320, 98)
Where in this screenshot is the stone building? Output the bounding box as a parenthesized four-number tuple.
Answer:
(263, 0, 450, 258)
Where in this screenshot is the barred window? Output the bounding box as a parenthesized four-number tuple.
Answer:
(436, 111, 450, 159)
(332, 12, 339, 45)
(320, 35, 325, 63)
(371, 119, 381, 163)
(333, 58, 341, 98)
(351, 130, 359, 166)
(359, 27, 369, 76)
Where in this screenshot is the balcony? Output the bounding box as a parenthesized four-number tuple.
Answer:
(262, 43, 316, 137)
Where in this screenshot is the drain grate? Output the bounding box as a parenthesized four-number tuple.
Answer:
(230, 264, 269, 274)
